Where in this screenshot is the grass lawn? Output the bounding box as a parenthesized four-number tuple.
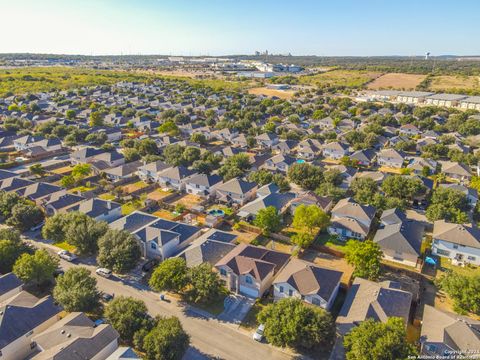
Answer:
(98, 193, 116, 201)
(188, 296, 227, 316)
(240, 298, 273, 330)
(69, 185, 96, 193)
(152, 209, 177, 220)
(298, 69, 381, 88)
(315, 233, 346, 253)
(436, 257, 480, 278)
(53, 241, 76, 252)
(121, 200, 143, 215)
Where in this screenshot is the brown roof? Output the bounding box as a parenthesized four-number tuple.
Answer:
(273, 258, 342, 299)
(215, 244, 290, 281)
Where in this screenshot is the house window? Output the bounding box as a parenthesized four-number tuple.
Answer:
(279, 286, 284, 293)
(220, 269, 227, 276)
(436, 249, 450, 256)
(288, 289, 293, 296)
(151, 242, 157, 250)
(245, 276, 253, 284)
(453, 244, 458, 249)
(468, 256, 476, 261)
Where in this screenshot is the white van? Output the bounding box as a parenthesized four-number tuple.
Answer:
(95, 268, 112, 278)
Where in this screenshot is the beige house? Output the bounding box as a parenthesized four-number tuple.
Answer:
(215, 244, 290, 298)
(272, 258, 342, 310)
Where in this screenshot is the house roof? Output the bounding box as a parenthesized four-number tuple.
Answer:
(18, 182, 64, 199)
(256, 183, 280, 197)
(273, 258, 342, 299)
(138, 160, 170, 173)
(187, 173, 222, 187)
(336, 277, 412, 335)
(0, 273, 22, 297)
(216, 243, 290, 281)
(45, 193, 85, 211)
(105, 347, 141, 360)
(380, 208, 407, 225)
(109, 211, 158, 233)
(374, 220, 424, 257)
(239, 192, 296, 217)
(31, 312, 119, 360)
(378, 148, 405, 160)
(433, 220, 480, 249)
(0, 177, 34, 192)
(331, 197, 376, 222)
(216, 177, 257, 195)
(421, 305, 480, 352)
(439, 161, 471, 177)
(103, 160, 142, 177)
(178, 238, 237, 268)
(69, 198, 121, 219)
(0, 292, 62, 348)
(157, 166, 196, 180)
(290, 191, 333, 211)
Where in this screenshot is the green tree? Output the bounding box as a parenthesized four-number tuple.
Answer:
(426, 187, 469, 223)
(257, 298, 335, 350)
(218, 153, 251, 181)
(89, 111, 104, 127)
(60, 174, 76, 188)
(292, 204, 329, 236)
(123, 148, 141, 162)
(158, 120, 179, 136)
(343, 318, 417, 360)
(66, 109, 76, 120)
(381, 175, 425, 201)
(163, 144, 186, 166)
(190, 132, 207, 144)
(437, 273, 480, 315)
(6, 202, 44, 231)
(104, 296, 151, 345)
(291, 232, 315, 249)
(149, 258, 188, 293)
(287, 163, 324, 190)
(351, 178, 378, 205)
(141, 316, 190, 360)
(97, 229, 141, 273)
(0, 191, 26, 219)
(29, 163, 45, 177)
(254, 206, 282, 235)
(53, 267, 100, 312)
(185, 263, 224, 303)
(0, 239, 31, 274)
(13, 249, 58, 286)
(344, 240, 382, 280)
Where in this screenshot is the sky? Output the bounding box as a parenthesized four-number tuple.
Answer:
(1, 0, 479, 56)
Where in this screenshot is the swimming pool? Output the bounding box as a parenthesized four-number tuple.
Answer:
(296, 159, 306, 164)
(208, 209, 225, 217)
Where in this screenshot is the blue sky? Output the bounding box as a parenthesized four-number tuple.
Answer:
(1, 0, 479, 56)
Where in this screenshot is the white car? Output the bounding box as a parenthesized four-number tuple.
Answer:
(96, 268, 112, 278)
(57, 250, 77, 262)
(253, 324, 265, 342)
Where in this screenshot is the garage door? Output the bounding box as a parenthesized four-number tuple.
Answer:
(239, 285, 258, 298)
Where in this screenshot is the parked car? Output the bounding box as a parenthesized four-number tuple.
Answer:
(101, 292, 114, 302)
(57, 250, 77, 262)
(53, 268, 64, 278)
(253, 324, 265, 342)
(142, 259, 158, 275)
(96, 268, 112, 278)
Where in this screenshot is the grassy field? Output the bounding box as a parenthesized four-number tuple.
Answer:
(0, 67, 152, 97)
(367, 73, 426, 90)
(247, 87, 296, 99)
(429, 75, 480, 93)
(298, 69, 381, 88)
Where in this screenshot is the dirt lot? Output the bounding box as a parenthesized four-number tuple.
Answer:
(367, 73, 426, 90)
(248, 87, 296, 99)
(169, 193, 204, 209)
(429, 75, 480, 91)
(146, 189, 172, 201)
(121, 180, 149, 194)
(301, 250, 354, 286)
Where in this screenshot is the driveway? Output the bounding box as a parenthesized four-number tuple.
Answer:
(218, 294, 255, 325)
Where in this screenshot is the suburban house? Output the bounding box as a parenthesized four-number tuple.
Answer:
(105, 347, 141, 360)
(289, 191, 333, 214)
(0, 177, 35, 192)
(322, 141, 350, 160)
(177, 229, 237, 267)
(0, 273, 23, 303)
(272, 258, 342, 310)
(374, 211, 424, 268)
(44, 193, 85, 216)
(460, 96, 480, 111)
(69, 198, 122, 223)
(17, 182, 66, 206)
(399, 124, 421, 136)
(439, 160, 472, 182)
(237, 191, 296, 219)
(110, 211, 202, 261)
(0, 291, 62, 360)
(255, 132, 279, 148)
(184, 173, 223, 198)
(376, 148, 406, 168)
(328, 197, 376, 240)
(331, 278, 412, 360)
(425, 93, 467, 108)
(136, 160, 170, 183)
(273, 139, 298, 155)
(439, 183, 478, 209)
(70, 147, 125, 169)
(420, 305, 480, 357)
(156, 166, 197, 191)
(261, 154, 297, 173)
(432, 220, 480, 266)
(215, 178, 257, 206)
(349, 148, 376, 167)
(296, 139, 322, 160)
(31, 312, 120, 360)
(407, 157, 437, 175)
(103, 160, 143, 182)
(215, 243, 290, 298)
